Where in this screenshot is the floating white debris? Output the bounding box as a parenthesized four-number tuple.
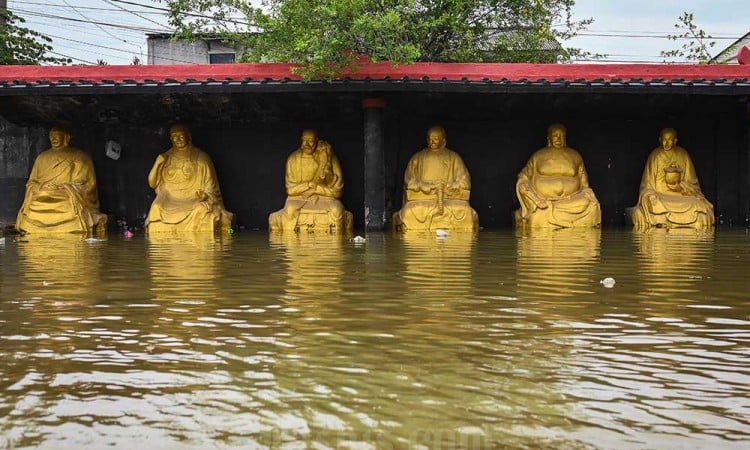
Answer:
(0, 237, 5, 245)
(351, 235, 366, 244)
(600, 277, 616, 288)
(435, 229, 450, 238)
(83, 237, 106, 243)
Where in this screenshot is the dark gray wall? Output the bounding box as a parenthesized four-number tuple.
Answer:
(0, 117, 46, 225)
(0, 91, 747, 230)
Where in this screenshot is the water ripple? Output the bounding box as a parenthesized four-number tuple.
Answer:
(1, 230, 749, 448)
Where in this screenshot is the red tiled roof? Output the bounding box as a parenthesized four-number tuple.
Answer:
(1, 62, 749, 91)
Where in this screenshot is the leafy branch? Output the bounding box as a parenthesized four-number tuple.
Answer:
(660, 12, 716, 64)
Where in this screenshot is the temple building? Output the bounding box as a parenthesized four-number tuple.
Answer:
(0, 61, 749, 230)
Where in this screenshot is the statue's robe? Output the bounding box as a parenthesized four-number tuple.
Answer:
(269, 149, 352, 232)
(146, 147, 233, 233)
(632, 145, 714, 229)
(16, 147, 107, 234)
(393, 147, 478, 231)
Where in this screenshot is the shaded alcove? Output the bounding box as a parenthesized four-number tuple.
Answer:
(0, 89, 747, 229)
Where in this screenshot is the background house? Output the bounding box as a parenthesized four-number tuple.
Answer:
(711, 30, 750, 64)
(147, 33, 240, 65)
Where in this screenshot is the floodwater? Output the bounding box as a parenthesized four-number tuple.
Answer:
(0, 229, 749, 449)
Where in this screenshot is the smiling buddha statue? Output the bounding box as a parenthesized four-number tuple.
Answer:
(515, 123, 601, 229)
(393, 126, 478, 231)
(632, 128, 714, 230)
(16, 126, 107, 234)
(146, 124, 233, 233)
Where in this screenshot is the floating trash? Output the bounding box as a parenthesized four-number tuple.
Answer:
(351, 235, 366, 244)
(600, 277, 616, 288)
(0, 237, 5, 245)
(84, 237, 106, 243)
(124, 230, 134, 239)
(435, 229, 450, 238)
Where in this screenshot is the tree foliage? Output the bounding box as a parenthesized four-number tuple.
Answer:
(660, 12, 716, 64)
(161, 0, 593, 79)
(0, 9, 70, 65)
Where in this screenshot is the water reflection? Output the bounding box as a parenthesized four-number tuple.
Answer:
(516, 228, 601, 299)
(635, 228, 715, 298)
(17, 235, 102, 302)
(271, 232, 345, 303)
(399, 232, 477, 302)
(147, 233, 230, 302)
(1, 231, 749, 449)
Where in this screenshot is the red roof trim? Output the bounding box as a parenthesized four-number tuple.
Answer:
(1, 62, 749, 84)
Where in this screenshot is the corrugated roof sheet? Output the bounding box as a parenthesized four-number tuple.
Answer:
(1, 62, 749, 93)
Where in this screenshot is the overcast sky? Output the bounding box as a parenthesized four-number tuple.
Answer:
(8, 0, 750, 65)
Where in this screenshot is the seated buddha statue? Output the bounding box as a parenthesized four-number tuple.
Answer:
(268, 129, 353, 232)
(515, 123, 601, 229)
(146, 124, 233, 233)
(16, 126, 107, 234)
(393, 126, 478, 231)
(632, 128, 714, 230)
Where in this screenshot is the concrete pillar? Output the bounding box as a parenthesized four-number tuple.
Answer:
(363, 98, 386, 231)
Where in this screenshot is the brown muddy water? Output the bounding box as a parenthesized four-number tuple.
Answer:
(0, 229, 749, 449)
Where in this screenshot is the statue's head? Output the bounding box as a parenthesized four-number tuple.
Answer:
(546, 123, 567, 149)
(659, 128, 677, 151)
(427, 126, 447, 150)
(300, 129, 318, 154)
(48, 126, 71, 149)
(169, 124, 191, 149)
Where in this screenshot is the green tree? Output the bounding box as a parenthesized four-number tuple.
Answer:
(660, 12, 716, 63)
(0, 9, 70, 65)
(161, 0, 594, 79)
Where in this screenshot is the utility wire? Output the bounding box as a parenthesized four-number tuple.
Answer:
(14, 8, 166, 33)
(60, 0, 124, 42)
(44, 31, 199, 64)
(108, 0, 253, 27)
(12, 0, 746, 39)
(52, 42, 131, 63)
(24, 15, 149, 40)
(10, 0, 161, 14)
(100, 0, 170, 30)
(45, 50, 97, 65)
(575, 32, 739, 40)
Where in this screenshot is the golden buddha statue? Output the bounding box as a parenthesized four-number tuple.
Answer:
(393, 126, 478, 231)
(268, 129, 353, 232)
(515, 124, 601, 229)
(632, 128, 714, 230)
(146, 124, 233, 233)
(16, 127, 107, 234)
